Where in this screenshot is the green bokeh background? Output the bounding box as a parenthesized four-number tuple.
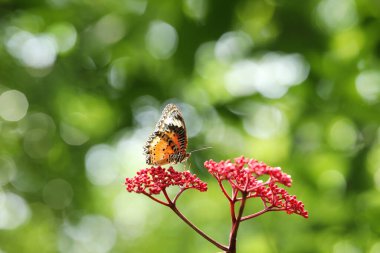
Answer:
(1, 0, 380, 252)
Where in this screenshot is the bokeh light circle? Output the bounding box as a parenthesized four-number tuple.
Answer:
(0, 192, 31, 229)
(145, 20, 178, 59)
(0, 90, 29, 122)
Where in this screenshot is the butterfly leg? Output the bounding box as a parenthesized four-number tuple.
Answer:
(182, 159, 192, 171)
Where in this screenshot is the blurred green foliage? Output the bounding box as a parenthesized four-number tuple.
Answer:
(1, 0, 380, 252)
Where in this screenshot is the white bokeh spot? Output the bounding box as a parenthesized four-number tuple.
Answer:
(145, 20, 178, 59)
(0, 90, 29, 122)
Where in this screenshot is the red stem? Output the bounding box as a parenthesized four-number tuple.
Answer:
(227, 192, 247, 253)
(227, 174, 251, 253)
(232, 188, 239, 200)
(169, 204, 229, 252)
(173, 188, 185, 204)
(162, 189, 172, 203)
(142, 192, 169, 206)
(241, 208, 269, 221)
(229, 188, 239, 223)
(229, 200, 236, 224)
(159, 189, 228, 252)
(218, 179, 232, 202)
(241, 207, 287, 221)
(228, 180, 242, 192)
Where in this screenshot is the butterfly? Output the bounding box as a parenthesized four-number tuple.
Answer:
(143, 103, 190, 166)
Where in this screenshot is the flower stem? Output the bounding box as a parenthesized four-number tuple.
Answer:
(142, 192, 170, 206)
(241, 208, 269, 221)
(160, 189, 228, 252)
(229, 188, 239, 223)
(229, 199, 236, 223)
(169, 204, 229, 252)
(241, 207, 288, 221)
(228, 192, 247, 253)
(218, 179, 232, 202)
(173, 188, 185, 204)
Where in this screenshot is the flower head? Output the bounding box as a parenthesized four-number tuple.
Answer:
(254, 183, 308, 218)
(125, 166, 207, 195)
(204, 156, 308, 218)
(204, 156, 292, 189)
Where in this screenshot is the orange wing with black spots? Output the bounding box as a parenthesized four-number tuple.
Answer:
(144, 133, 177, 165)
(143, 104, 189, 166)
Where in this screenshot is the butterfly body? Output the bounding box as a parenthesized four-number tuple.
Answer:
(143, 104, 190, 165)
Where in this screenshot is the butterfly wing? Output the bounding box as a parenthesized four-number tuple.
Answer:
(144, 132, 177, 165)
(160, 104, 187, 152)
(144, 104, 189, 165)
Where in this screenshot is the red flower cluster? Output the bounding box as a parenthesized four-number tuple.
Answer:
(204, 156, 308, 218)
(254, 183, 308, 218)
(204, 156, 292, 188)
(125, 166, 207, 195)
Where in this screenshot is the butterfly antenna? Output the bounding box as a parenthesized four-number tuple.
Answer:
(189, 146, 212, 154)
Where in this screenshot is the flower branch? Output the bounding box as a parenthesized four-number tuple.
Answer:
(168, 203, 229, 252)
(125, 166, 227, 251)
(125, 156, 308, 253)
